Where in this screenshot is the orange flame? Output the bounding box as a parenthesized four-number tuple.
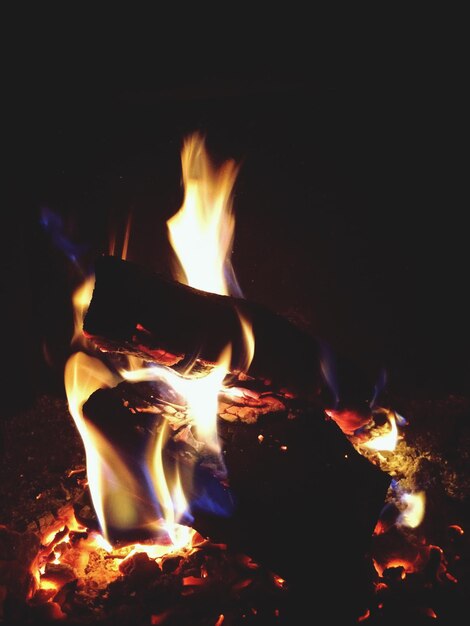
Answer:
(363, 411, 399, 452)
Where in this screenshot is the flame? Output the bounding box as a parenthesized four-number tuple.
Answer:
(65, 352, 140, 538)
(398, 491, 426, 528)
(119, 348, 231, 537)
(237, 309, 255, 373)
(62, 132, 254, 554)
(172, 346, 231, 450)
(132, 132, 252, 537)
(167, 132, 240, 297)
(148, 419, 188, 542)
(121, 346, 231, 452)
(121, 212, 133, 260)
(363, 411, 399, 451)
(109, 211, 133, 260)
(166, 130, 254, 438)
(71, 276, 95, 345)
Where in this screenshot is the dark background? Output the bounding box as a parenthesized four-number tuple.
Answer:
(2, 71, 469, 414)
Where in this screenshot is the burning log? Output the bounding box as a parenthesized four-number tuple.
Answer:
(83, 255, 325, 401)
(81, 380, 391, 622)
(79, 254, 392, 619)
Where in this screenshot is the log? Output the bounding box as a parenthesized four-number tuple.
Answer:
(83, 255, 325, 401)
(82, 380, 391, 622)
(80, 380, 237, 542)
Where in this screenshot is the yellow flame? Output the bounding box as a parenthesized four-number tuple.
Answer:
(167, 132, 240, 296)
(176, 346, 231, 450)
(166, 131, 253, 446)
(150, 420, 181, 536)
(237, 309, 255, 373)
(65, 352, 148, 538)
(398, 491, 426, 528)
(72, 276, 95, 345)
(123, 346, 231, 452)
(363, 412, 399, 451)
(39, 579, 58, 591)
(92, 533, 113, 552)
(122, 526, 194, 562)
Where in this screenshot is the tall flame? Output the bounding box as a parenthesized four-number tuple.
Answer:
(165, 132, 254, 449)
(167, 132, 241, 297)
(65, 352, 132, 538)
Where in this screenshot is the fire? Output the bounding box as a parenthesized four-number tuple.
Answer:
(65, 352, 140, 538)
(59, 131, 253, 567)
(71, 275, 95, 346)
(122, 347, 233, 452)
(24, 135, 466, 623)
(165, 131, 253, 444)
(398, 491, 426, 529)
(167, 132, 241, 297)
(362, 411, 399, 452)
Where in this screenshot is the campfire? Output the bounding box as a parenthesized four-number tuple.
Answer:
(0, 133, 468, 625)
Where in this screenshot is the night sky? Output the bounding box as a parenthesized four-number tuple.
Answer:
(3, 70, 468, 413)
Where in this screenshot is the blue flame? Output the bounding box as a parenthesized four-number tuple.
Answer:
(319, 340, 340, 408)
(190, 461, 236, 518)
(395, 412, 409, 427)
(369, 368, 388, 408)
(39, 206, 88, 267)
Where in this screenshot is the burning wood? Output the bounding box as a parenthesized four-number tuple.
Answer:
(2, 131, 468, 624)
(82, 254, 325, 402)
(80, 379, 391, 584)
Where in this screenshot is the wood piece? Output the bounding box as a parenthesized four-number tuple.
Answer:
(81, 381, 235, 542)
(193, 406, 391, 622)
(82, 380, 391, 622)
(83, 255, 324, 400)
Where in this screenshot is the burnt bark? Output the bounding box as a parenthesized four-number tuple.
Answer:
(82, 380, 391, 622)
(83, 256, 324, 401)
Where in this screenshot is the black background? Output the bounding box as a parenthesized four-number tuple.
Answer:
(3, 58, 469, 413)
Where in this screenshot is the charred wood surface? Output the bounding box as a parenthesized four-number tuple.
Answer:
(83, 256, 325, 401)
(82, 380, 391, 622)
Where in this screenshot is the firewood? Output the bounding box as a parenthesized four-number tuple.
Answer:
(83, 255, 325, 401)
(82, 380, 391, 622)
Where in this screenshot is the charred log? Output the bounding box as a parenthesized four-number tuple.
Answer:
(83, 255, 325, 401)
(82, 380, 391, 622)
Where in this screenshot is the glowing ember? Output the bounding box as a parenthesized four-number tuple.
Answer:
(373, 558, 414, 578)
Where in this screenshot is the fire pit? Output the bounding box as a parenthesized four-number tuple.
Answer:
(1, 132, 469, 625)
